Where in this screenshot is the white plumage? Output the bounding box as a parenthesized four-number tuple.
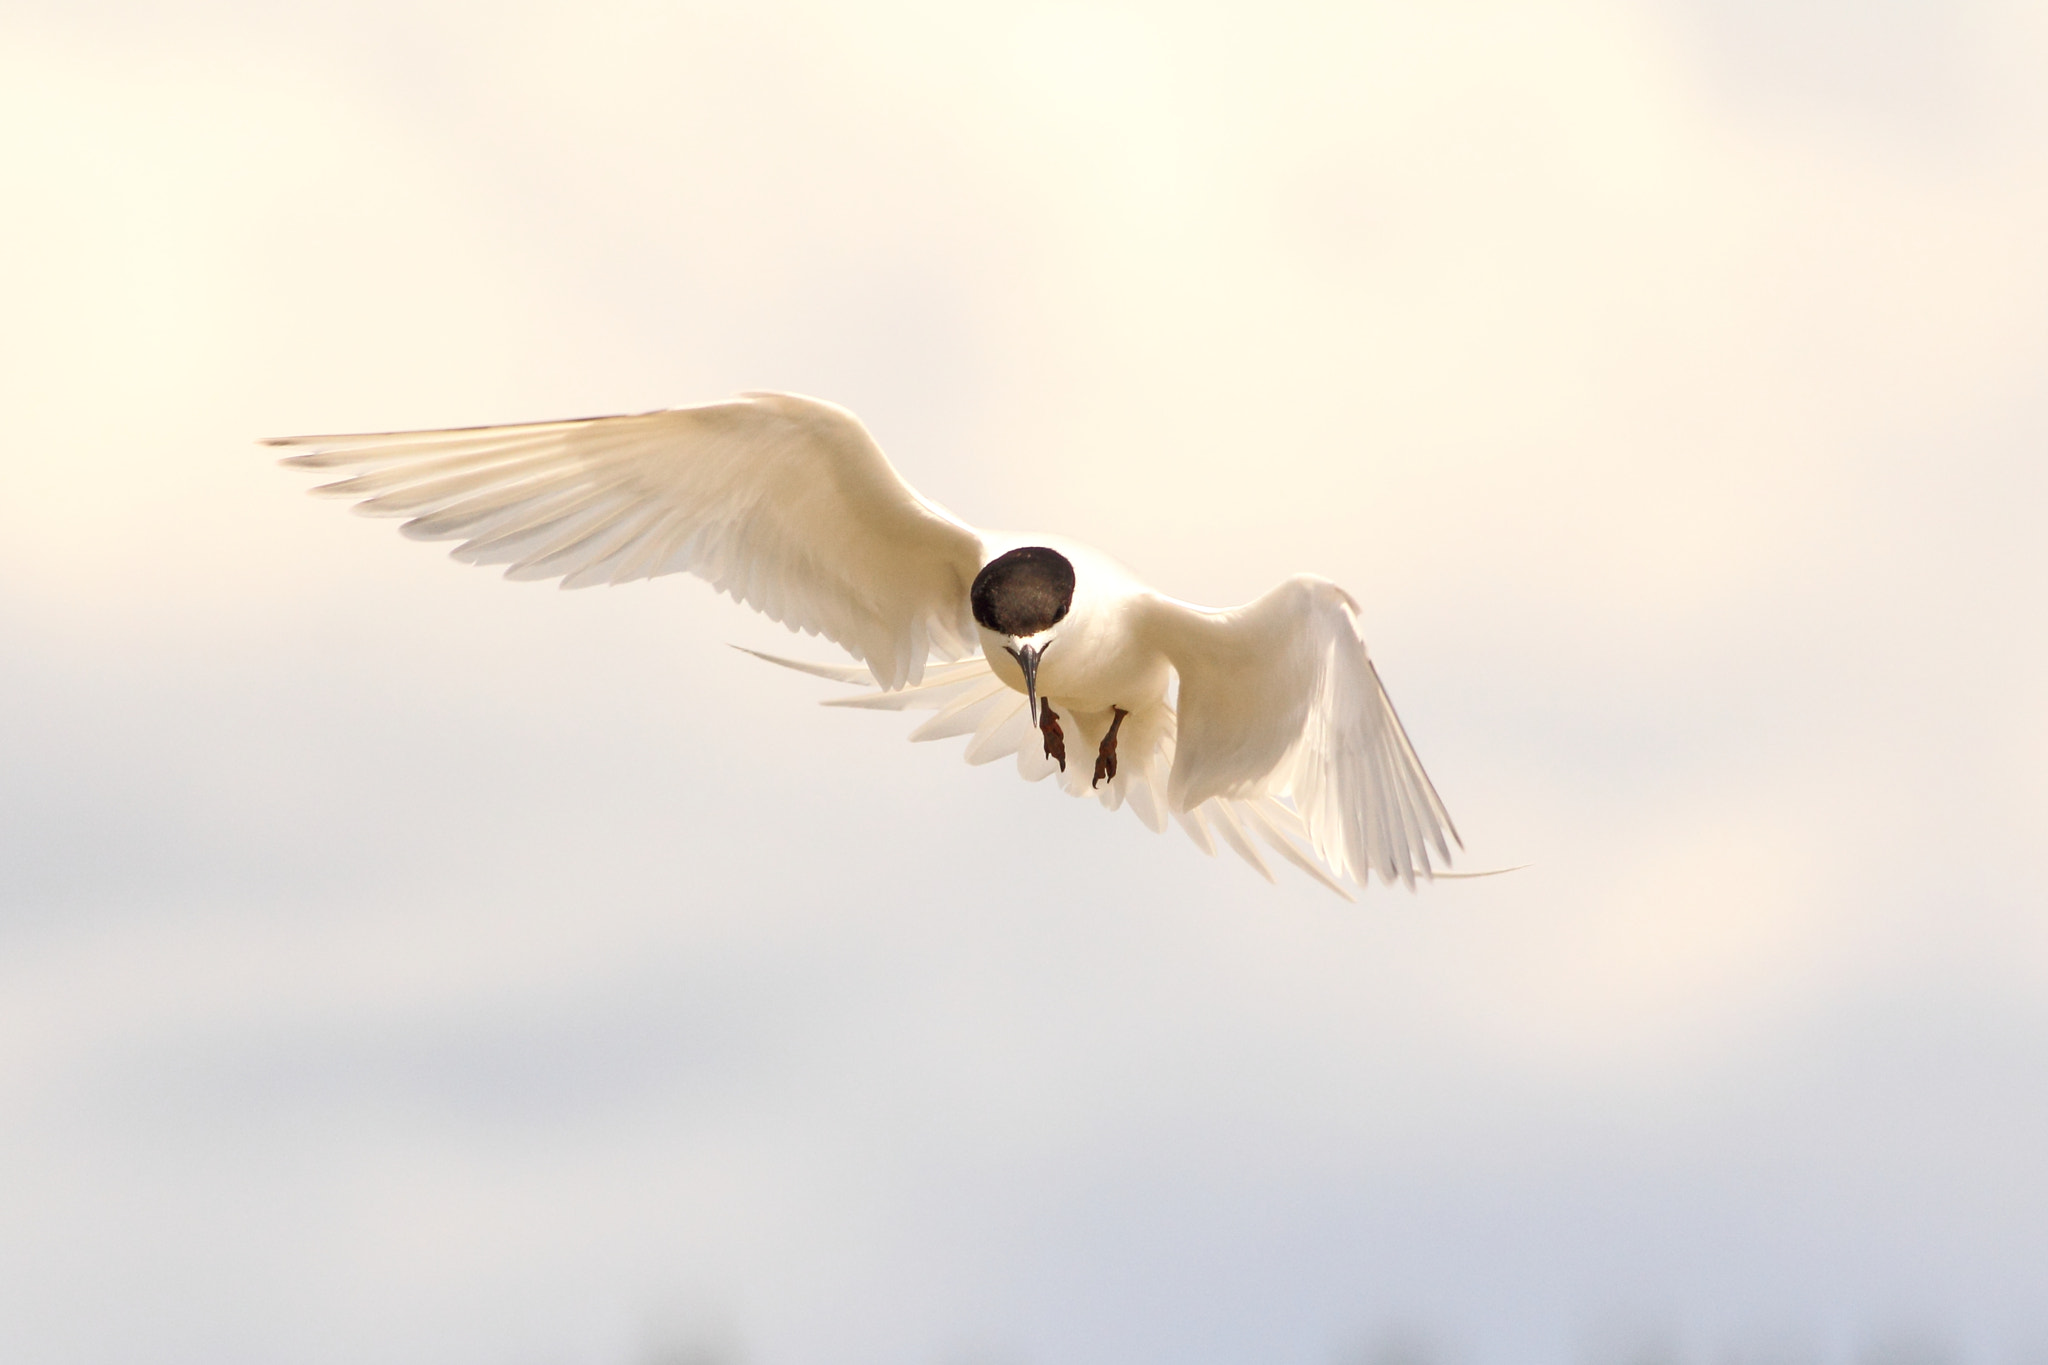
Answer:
(274, 391, 1463, 897)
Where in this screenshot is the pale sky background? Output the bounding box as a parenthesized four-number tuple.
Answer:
(3, 1, 2046, 1363)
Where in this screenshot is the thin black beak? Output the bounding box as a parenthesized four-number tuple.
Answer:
(1005, 643, 1044, 725)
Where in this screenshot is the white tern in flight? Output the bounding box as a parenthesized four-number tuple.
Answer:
(275, 392, 1467, 897)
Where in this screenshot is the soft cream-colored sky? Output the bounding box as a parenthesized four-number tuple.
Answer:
(3, 2, 2046, 1363)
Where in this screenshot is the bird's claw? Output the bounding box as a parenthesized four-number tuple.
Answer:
(1092, 706, 1129, 788)
(1039, 703, 1066, 772)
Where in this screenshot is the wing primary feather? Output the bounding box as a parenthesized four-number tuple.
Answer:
(963, 702, 1032, 765)
(1369, 657, 1462, 852)
(1360, 713, 1410, 886)
(1124, 777, 1167, 833)
(441, 486, 630, 563)
(1174, 805, 1219, 857)
(1207, 801, 1275, 883)
(269, 410, 652, 455)
(1387, 722, 1441, 877)
(909, 680, 1010, 742)
(812, 657, 993, 703)
(1244, 799, 1355, 900)
(556, 502, 679, 589)
(606, 511, 688, 584)
(393, 466, 611, 539)
(1372, 709, 1430, 877)
(340, 438, 593, 511)
(498, 495, 645, 579)
(731, 647, 875, 685)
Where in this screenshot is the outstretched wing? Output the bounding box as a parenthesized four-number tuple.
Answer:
(1142, 576, 1459, 887)
(271, 392, 985, 689)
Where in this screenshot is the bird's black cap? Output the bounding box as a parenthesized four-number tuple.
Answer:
(971, 546, 1075, 637)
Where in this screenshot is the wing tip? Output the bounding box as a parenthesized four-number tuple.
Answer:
(1427, 863, 1531, 881)
(733, 645, 877, 688)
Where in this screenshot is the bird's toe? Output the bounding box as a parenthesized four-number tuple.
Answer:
(1091, 706, 1129, 788)
(1039, 703, 1067, 772)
